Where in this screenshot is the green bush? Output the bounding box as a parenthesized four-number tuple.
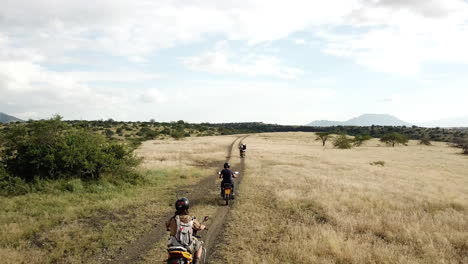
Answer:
(333, 134, 353, 149)
(0, 165, 31, 195)
(104, 129, 115, 138)
(171, 128, 186, 140)
(353, 134, 372, 146)
(380, 133, 408, 147)
(0, 116, 140, 182)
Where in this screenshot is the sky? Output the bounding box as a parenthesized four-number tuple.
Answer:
(1, 0, 468, 125)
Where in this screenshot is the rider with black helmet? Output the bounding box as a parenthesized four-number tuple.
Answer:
(166, 197, 206, 264)
(219, 162, 237, 198)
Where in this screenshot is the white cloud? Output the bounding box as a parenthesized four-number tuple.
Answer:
(2, 0, 467, 74)
(294, 39, 306, 45)
(139, 89, 168, 104)
(319, 0, 468, 75)
(2, 0, 468, 122)
(65, 71, 161, 83)
(182, 43, 303, 79)
(163, 80, 336, 124)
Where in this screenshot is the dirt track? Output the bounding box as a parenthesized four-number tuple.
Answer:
(110, 135, 248, 264)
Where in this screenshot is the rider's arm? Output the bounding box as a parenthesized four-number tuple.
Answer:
(165, 217, 174, 232)
(193, 219, 206, 231)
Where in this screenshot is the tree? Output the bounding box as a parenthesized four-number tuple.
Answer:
(333, 134, 353, 149)
(380, 133, 408, 147)
(0, 116, 139, 182)
(353, 134, 372, 146)
(315, 132, 332, 146)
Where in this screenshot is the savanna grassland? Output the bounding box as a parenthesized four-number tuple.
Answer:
(213, 133, 468, 264)
(1, 131, 467, 264)
(0, 134, 238, 264)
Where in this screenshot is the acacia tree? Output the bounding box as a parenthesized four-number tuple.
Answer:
(380, 132, 408, 147)
(315, 132, 332, 146)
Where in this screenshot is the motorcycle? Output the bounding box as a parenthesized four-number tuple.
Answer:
(222, 182, 233, 205)
(239, 149, 246, 158)
(218, 171, 239, 205)
(167, 216, 209, 264)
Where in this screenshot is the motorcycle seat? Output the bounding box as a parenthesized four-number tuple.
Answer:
(168, 246, 188, 252)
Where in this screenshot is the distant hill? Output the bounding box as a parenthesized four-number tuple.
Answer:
(417, 116, 468, 128)
(307, 114, 412, 127)
(0, 112, 23, 123)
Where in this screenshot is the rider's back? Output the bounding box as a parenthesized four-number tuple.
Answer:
(220, 168, 233, 182)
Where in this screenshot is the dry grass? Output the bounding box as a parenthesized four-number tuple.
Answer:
(213, 132, 468, 264)
(0, 135, 237, 264)
(3, 132, 466, 263)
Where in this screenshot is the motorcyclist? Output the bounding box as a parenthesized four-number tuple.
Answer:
(166, 197, 206, 264)
(219, 162, 237, 198)
(239, 144, 246, 157)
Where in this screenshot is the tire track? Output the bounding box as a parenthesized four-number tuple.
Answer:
(110, 135, 246, 264)
(204, 135, 249, 263)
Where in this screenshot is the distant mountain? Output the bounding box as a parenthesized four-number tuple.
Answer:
(307, 114, 412, 127)
(0, 112, 23, 123)
(418, 116, 468, 128)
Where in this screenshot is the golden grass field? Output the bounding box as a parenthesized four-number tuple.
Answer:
(212, 132, 468, 264)
(0, 135, 237, 264)
(1, 132, 467, 263)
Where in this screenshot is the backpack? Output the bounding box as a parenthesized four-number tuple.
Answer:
(174, 215, 194, 247)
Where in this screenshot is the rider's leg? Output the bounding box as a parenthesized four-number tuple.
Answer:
(192, 240, 203, 264)
(194, 247, 203, 260)
(231, 182, 235, 199)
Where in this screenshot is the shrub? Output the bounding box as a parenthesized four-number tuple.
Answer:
(137, 127, 158, 140)
(370, 161, 385, 166)
(0, 166, 30, 195)
(333, 134, 353, 149)
(0, 116, 140, 182)
(380, 133, 408, 147)
(116, 127, 123, 136)
(451, 138, 468, 155)
(104, 129, 115, 138)
(353, 134, 372, 146)
(419, 135, 432, 146)
(171, 128, 186, 140)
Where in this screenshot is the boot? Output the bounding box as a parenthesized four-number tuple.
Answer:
(192, 258, 199, 264)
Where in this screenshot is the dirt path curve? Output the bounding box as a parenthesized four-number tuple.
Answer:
(110, 135, 248, 264)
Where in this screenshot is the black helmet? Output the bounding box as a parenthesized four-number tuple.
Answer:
(175, 197, 189, 211)
(224, 162, 230, 168)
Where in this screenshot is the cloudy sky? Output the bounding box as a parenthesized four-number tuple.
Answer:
(1, 0, 468, 125)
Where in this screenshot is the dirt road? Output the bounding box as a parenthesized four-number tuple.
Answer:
(110, 135, 248, 264)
